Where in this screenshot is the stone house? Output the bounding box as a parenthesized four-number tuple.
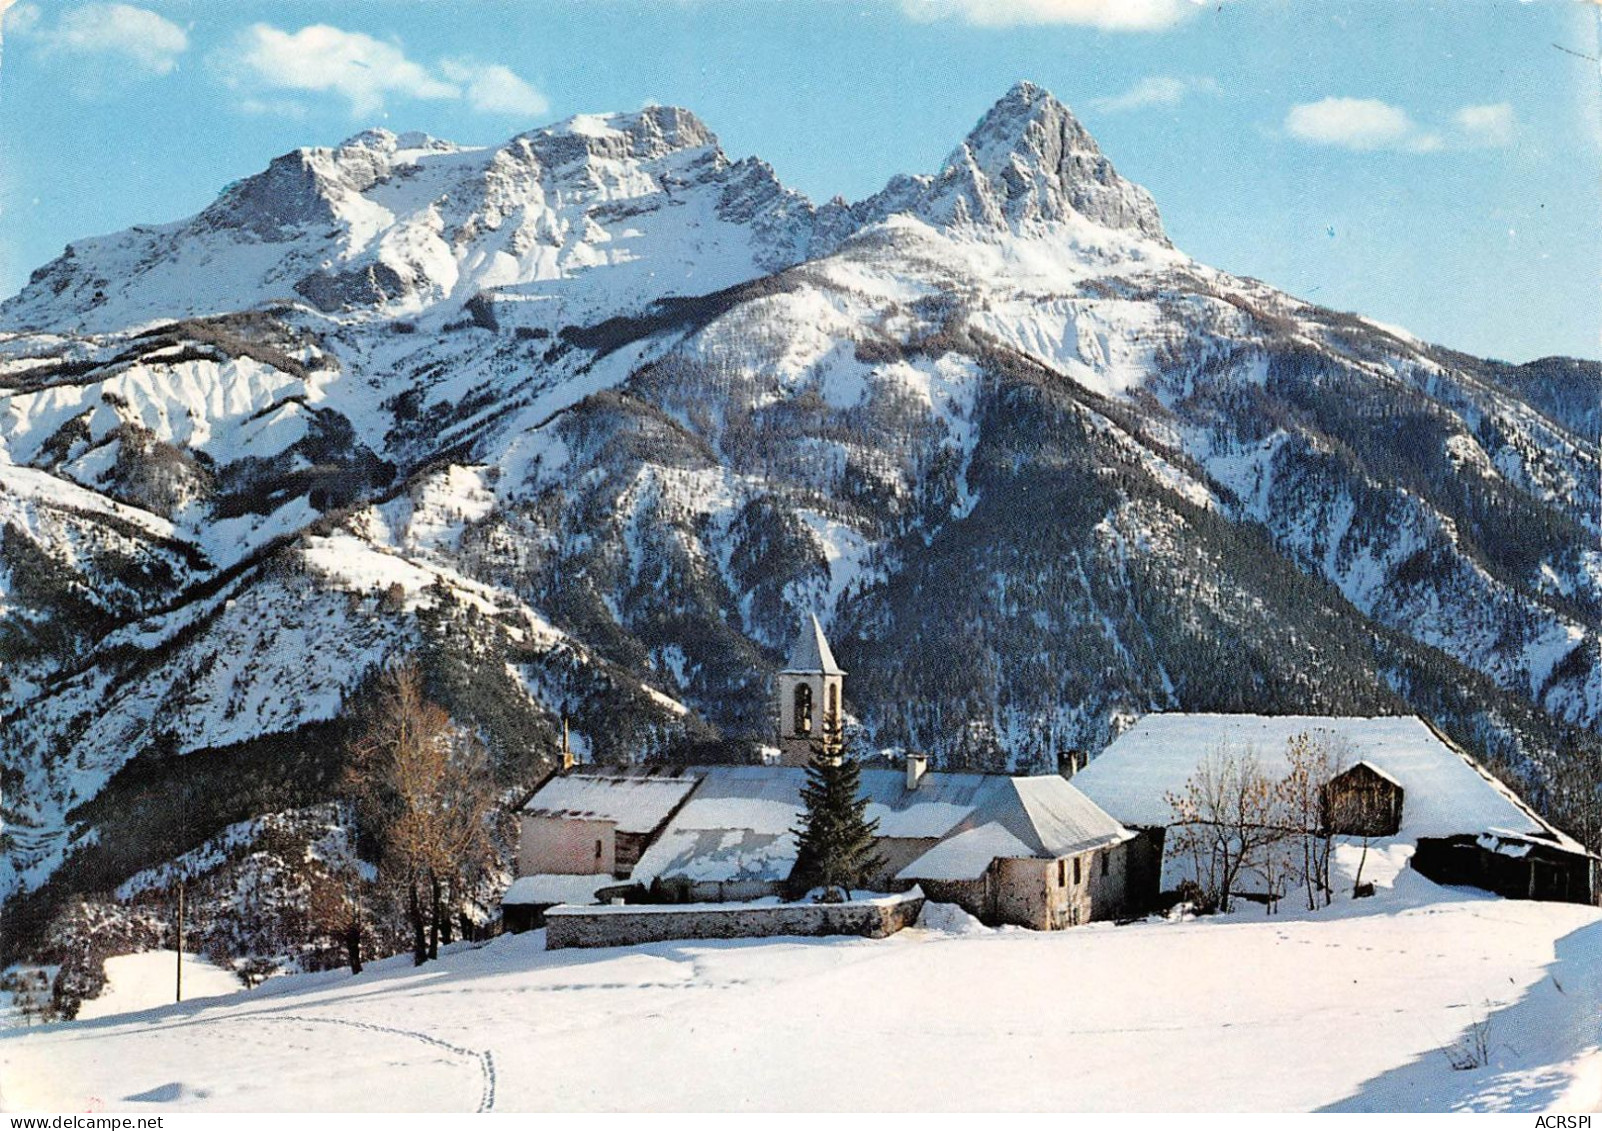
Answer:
(622, 757, 1154, 929)
(893, 774, 1157, 929)
(503, 765, 699, 929)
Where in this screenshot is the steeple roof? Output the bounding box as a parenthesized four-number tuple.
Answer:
(782, 613, 844, 675)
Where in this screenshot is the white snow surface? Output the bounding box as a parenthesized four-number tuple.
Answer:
(896, 823, 1035, 882)
(521, 768, 698, 834)
(501, 874, 621, 907)
(75, 952, 243, 1022)
(6, 880, 1602, 1112)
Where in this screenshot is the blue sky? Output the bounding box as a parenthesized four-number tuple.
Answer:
(0, 0, 1596, 362)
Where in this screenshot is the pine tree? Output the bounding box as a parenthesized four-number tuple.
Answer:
(787, 717, 884, 902)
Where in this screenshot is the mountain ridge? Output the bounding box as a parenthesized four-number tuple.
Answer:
(1, 83, 1597, 951)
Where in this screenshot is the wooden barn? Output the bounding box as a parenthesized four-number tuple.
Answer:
(1322, 760, 1403, 837)
(1413, 830, 1599, 904)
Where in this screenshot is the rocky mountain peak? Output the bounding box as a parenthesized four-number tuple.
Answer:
(842, 82, 1168, 245)
(939, 81, 1168, 242)
(520, 104, 719, 168)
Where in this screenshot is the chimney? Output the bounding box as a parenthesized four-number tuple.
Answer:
(560, 716, 575, 772)
(1057, 749, 1085, 779)
(907, 752, 928, 790)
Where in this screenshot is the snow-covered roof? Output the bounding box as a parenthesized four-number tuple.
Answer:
(894, 823, 1034, 882)
(521, 767, 699, 834)
(629, 765, 1131, 886)
(1072, 714, 1581, 850)
(1010, 775, 1134, 857)
(1342, 759, 1404, 790)
(629, 766, 807, 885)
(783, 613, 845, 675)
(502, 873, 623, 906)
(863, 771, 1015, 838)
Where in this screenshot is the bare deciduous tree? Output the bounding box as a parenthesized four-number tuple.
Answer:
(1279, 731, 1349, 910)
(1166, 744, 1285, 913)
(345, 659, 495, 966)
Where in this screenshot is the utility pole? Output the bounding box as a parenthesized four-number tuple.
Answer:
(175, 879, 184, 1003)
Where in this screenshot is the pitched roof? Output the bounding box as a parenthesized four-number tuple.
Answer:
(629, 765, 1131, 886)
(783, 613, 844, 675)
(1339, 759, 1404, 790)
(894, 776, 1132, 882)
(1008, 775, 1134, 857)
(502, 873, 623, 907)
(521, 766, 699, 834)
(1071, 713, 1581, 850)
(629, 766, 806, 885)
(895, 823, 1035, 882)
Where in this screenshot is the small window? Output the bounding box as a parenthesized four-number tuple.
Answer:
(793, 683, 813, 736)
(1100, 851, 1109, 877)
(1057, 859, 1066, 887)
(1073, 857, 1081, 885)
(595, 839, 604, 860)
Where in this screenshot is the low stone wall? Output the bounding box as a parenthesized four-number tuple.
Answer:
(545, 888, 925, 950)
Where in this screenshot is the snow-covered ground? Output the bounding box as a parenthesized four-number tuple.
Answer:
(3, 869, 1599, 1113)
(75, 952, 244, 1022)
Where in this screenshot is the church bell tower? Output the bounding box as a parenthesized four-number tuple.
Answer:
(777, 614, 846, 767)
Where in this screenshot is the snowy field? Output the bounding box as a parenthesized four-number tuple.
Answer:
(3, 870, 1600, 1113)
(76, 952, 245, 1022)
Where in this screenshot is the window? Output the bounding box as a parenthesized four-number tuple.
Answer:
(1057, 859, 1065, 887)
(827, 683, 838, 727)
(793, 684, 813, 735)
(1100, 851, 1109, 877)
(594, 839, 603, 860)
(1072, 857, 1081, 885)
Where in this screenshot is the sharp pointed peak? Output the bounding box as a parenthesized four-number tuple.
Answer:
(783, 613, 845, 675)
(1001, 79, 1055, 108)
(952, 81, 1094, 171)
(886, 77, 1170, 243)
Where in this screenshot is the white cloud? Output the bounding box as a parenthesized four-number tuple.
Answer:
(1092, 74, 1219, 113)
(1286, 97, 1417, 150)
(225, 24, 456, 118)
(439, 59, 548, 117)
(901, 0, 1209, 32)
(217, 23, 549, 120)
(2, 2, 41, 38)
(1455, 102, 1516, 147)
(1285, 97, 1443, 153)
(1287, 96, 1516, 154)
(23, 3, 187, 75)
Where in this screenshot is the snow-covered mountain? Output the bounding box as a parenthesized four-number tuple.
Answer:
(2, 83, 1598, 954)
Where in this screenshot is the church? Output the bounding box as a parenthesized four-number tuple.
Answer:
(503, 615, 1158, 932)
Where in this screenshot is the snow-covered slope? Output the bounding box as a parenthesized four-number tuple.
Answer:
(2, 84, 1598, 960)
(4, 875, 1601, 1112)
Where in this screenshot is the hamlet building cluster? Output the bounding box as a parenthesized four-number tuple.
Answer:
(503, 617, 1599, 946)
